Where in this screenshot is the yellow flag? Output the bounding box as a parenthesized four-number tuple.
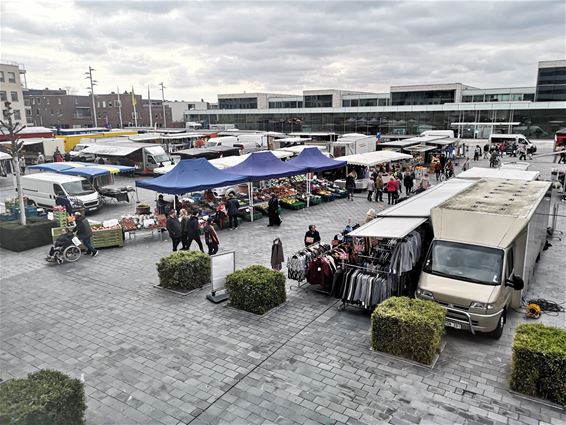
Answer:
(131, 87, 136, 106)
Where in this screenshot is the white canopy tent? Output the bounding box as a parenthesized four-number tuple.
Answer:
(0, 152, 12, 161)
(337, 150, 413, 167)
(457, 167, 539, 181)
(348, 179, 477, 238)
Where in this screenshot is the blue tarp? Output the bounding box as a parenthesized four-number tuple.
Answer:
(224, 151, 308, 181)
(59, 167, 109, 178)
(135, 158, 248, 194)
(28, 163, 73, 172)
(287, 147, 347, 172)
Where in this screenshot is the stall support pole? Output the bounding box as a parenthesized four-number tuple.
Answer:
(248, 182, 254, 222)
(306, 174, 310, 208)
(135, 187, 140, 203)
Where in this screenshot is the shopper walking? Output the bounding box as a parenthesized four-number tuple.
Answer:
(179, 209, 190, 249)
(345, 171, 356, 201)
(166, 210, 182, 252)
(267, 194, 282, 226)
(226, 194, 240, 230)
(473, 145, 481, 161)
(366, 177, 375, 201)
(518, 145, 527, 161)
(386, 176, 398, 205)
(304, 225, 321, 247)
(73, 212, 98, 256)
(185, 212, 204, 252)
(215, 202, 227, 230)
(203, 218, 219, 255)
(434, 161, 442, 181)
(375, 175, 384, 202)
(483, 143, 490, 159)
(365, 208, 377, 223)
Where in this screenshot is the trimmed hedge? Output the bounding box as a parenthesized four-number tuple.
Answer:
(0, 219, 57, 252)
(0, 369, 86, 425)
(510, 323, 566, 405)
(225, 265, 286, 315)
(371, 297, 446, 365)
(157, 251, 211, 290)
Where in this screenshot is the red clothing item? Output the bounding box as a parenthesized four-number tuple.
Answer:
(386, 179, 398, 193)
(305, 258, 333, 290)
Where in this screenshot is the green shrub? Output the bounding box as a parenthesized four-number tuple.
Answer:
(371, 297, 446, 365)
(225, 265, 286, 315)
(157, 250, 211, 290)
(0, 369, 86, 425)
(0, 219, 57, 252)
(510, 323, 566, 405)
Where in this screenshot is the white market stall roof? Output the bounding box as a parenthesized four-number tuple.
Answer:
(501, 161, 530, 171)
(403, 144, 438, 153)
(276, 137, 312, 144)
(209, 154, 250, 169)
(425, 137, 458, 146)
(337, 150, 412, 166)
(378, 135, 445, 148)
(348, 178, 477, 238)
(277, 145, 326, 154)
(80, 144, 143, 156)
(0, 138, 59, 146)
(457, 167, 539, 181)
(0, 151, 12, 160)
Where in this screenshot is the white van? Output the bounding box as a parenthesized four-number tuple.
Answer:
(21, 172, 101, 212)
(205, 136, 239, 148)
(488, 134, 536, 154)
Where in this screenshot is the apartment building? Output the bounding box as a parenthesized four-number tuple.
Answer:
(0, 63, 27, 126)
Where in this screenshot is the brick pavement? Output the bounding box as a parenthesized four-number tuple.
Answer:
(1, 142, 565, 424)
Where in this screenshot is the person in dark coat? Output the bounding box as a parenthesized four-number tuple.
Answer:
(345, 171, 356, 201)
(203, 218, 219, 255)
(304, 224, 321, 247)
(179, 209, 190, 249)
(165, 210, 182, 251)
(74, 212, 98, 256)
(403, 172, 414, 195)
(225, 194, 240, 230)
(185, 212, 204, 252)
(55, 193, 73, 215)
(267, 194, 281, 226)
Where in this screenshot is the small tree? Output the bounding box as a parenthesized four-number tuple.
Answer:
(0, 101, 26, 225)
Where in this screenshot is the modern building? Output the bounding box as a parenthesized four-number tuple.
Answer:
(164, 100, 210, 124)
(186, 60, 566, 139)
(24, 89, 172, 129)
(0, 62, 28, 126)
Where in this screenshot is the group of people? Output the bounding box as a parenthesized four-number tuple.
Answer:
(165, 209, 220, 255)
(432, 155, 455, 181)
(47, 212, 98, 261)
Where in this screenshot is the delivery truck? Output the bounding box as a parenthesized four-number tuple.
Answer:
(416, 179, 551, 338)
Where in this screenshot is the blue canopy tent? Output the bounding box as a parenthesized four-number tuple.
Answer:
(59, 167, 110, 178)
(287, 147, 347, 206)
(28, 163, 74, 172)
(223, 151, 309, 220)
(135, 158, 248, 195)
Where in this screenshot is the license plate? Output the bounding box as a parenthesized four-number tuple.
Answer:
(445, 321, 462, 329)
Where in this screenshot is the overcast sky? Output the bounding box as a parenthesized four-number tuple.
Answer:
(2, 0, 565, 102)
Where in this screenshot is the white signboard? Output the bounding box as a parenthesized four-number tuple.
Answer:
(210, 250, 236, 294)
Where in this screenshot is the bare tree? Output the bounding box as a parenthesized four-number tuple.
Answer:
(0, 101, 27, 225)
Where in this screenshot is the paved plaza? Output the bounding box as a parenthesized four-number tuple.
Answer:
(1, 143, 565, 425)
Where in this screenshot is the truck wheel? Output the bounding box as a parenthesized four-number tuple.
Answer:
(489, 310, 506, 339)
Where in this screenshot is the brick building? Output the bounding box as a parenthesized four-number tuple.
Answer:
(24, 89, 172, 129)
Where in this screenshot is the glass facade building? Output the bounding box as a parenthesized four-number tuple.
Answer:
(536, 65, 566, 101)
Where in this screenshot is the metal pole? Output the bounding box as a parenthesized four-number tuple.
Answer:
(306, 174, 310, 208)
(248, 182, 254, 222)
(148, 85, 153, 128)
(86, 66, 98, 127)
(116, 87, 123, 129)
(159, 82, 167, 128)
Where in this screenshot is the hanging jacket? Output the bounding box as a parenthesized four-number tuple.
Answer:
(271, 238, 284, 270)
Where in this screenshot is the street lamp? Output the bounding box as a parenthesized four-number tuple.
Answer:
(85, 66, 98, 127)
(159, 82, 166, 128)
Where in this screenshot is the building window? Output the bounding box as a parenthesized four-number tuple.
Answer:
(0, 91, 6, 101)
(7, 72, 16, 83)
(37, 98, 41, 105)
(108, 101, 113, 107)
(36, 109, 40, 115)
(10, 91, 18, 102)
(50, 109, 54, 115)
(46, 98, 50, 105)
(102, 101, 106, 108)
(304, 95, 333, 108)
(58, 98, 62, 105)
(26, 109, 32, 116)
(0, 71, 4, 82)
(75, 98, 79, 105)
(13, 110, 21, 120)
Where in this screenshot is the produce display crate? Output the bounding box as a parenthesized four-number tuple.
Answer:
(280, 201, 305, 210)
(309, 196, 322, 205)
(242, 211, 264, 222)
(320, 194, 335, 202)
(52, 226, 124, 249)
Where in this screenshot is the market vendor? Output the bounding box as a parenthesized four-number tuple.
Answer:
(156, 194, 170, 215)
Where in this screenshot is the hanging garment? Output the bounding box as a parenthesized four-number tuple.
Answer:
(271, 238, 285, 270)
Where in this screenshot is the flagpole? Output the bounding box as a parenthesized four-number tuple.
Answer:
(117, 87, 123, 129)
(132, 86, 138, 127)
(148, 85, 153, 128)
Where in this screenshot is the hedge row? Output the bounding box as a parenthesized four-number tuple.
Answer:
(0, 369, 86, 425)
(225, 265, 286, 315)
(0, 219, 57, 252)
(510, 323, 566, 405)
(371, 296, 446, 365)
(157, 251, 211, 290)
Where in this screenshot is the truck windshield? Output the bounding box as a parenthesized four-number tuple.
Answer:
(62, 181, 95, 196)
(423, 241, 503, 285)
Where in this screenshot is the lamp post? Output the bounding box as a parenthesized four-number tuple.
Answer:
(159, 82, 167, 128)
(85, 66, 98, 127)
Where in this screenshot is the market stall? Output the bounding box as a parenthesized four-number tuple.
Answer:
(286, 147, 347, 206)
(223, 151, 309, 220)
(335, 151, 413, 189)
(456, 167, 540, 181)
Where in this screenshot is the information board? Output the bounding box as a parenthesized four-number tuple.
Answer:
(210, 250, 236, 294)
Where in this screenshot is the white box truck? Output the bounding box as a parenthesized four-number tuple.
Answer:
(416, 179, 551, 338)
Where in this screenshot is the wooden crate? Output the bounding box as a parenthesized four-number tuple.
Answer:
(52, 226, 124, 249)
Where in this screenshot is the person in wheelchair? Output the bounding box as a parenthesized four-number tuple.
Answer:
(46, 228, 75, 263)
